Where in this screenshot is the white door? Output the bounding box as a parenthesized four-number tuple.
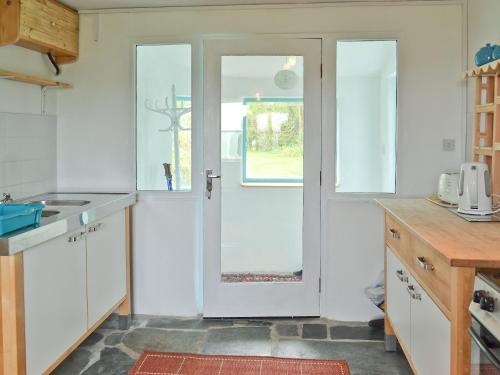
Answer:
(386, 247, 412, 352)
(86, 210, 127, 327)
(410, 276, 451, 375)
(203, 38, 321, 317)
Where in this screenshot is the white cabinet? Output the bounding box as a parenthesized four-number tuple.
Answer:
(86, 210, 127, 327)
(410, 276, 451, 375)
(386, 246, 451, 375)
(386, 247, 411, 351)
(23, 227, 87, 375)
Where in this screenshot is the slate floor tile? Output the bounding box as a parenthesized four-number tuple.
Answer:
(146, 317, 233, 330)
(52, 348, 92, 375)
(81, 348, 134, 375)
(80, 332, 104, 347)
(122, 328, 206, 354)
(104, 332, 125, 346)
(330, 325, 384, 341)
(302, 324, 327, 339)
(275, 339, 412, 375)
(275, 324, 299, 337)
(202, 326, 272, 356)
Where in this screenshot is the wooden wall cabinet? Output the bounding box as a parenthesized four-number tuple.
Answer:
(0, 0, 79, 64)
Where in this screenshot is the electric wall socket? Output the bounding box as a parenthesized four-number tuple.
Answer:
(442, 139, 455, 152)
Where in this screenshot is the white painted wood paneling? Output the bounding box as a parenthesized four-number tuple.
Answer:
(86, 210, 127, 327)
(24, 228, 87, 375)
(410, 275, 451, 375)
(386, 247, 411, 351)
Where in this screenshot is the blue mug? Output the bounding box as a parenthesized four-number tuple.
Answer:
(475, 43, 495, 66)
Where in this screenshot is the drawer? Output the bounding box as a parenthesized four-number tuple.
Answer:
(385, 213, 412, 265)
(19, 0, 78, 55)
(408, 236, 451, 315)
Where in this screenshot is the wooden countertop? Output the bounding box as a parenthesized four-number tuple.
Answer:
(377, 198, 500, 268)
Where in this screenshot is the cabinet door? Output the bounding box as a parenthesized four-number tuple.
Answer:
(410, 276, 451, 375)
(86, 210, 126, 327)
(24, 228, 87, 375)
(386, 247, 412, 352)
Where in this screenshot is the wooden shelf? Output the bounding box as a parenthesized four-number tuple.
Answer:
(495, 143, 500, 151)
(0, 69, 72, 88)
(476, 103, 495, 113)
(464, 59, 500, 78)
(474, 146, 493, 156)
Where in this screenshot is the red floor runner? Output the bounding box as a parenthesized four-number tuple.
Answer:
(129, 352, 351, 375)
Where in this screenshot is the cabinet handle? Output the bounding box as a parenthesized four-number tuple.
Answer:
(406, 285, 422, 300)
(88, 223, 103, 233)
(416, 256, 434, 271)
(68, 232, 85, 243)
(387, 228, 400, 239)
(395, 270, 408, 283)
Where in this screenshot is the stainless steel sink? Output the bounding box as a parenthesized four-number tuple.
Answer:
(41, 210, 60, 218)
(35, 200, 91, 207)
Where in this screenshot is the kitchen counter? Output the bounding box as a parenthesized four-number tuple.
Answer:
(0, 192, 136, 255)
(377, 198, 500, 268)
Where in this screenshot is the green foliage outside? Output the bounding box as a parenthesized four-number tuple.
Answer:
(245, 101, 304, 179)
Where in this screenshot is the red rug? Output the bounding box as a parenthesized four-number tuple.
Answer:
(129, 352, 351, 375)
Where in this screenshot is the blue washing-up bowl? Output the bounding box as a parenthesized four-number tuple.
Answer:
(475, 43, 496, 66)
(0, 203, 45, 236)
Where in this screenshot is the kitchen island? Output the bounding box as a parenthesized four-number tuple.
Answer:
(0, 192, 136, 375)
(377, 198, 500, 375)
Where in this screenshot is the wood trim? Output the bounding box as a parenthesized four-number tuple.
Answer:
(42, 297, 126, 375)
(383, 247, 394, 336)
(0, 0, 21, 46)
(450, 267, 474, 375)
(385, 315, 419, 375)
(0, 69, 72, 88)
(0, 254, 26, 375)
(119, 207, 132, 316)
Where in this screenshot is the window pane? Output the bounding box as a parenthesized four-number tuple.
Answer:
(220, 56, 304, 282)
(243, 98, 303, 183)
(136, 44, 191, 191)
(336, 40, 397, 193)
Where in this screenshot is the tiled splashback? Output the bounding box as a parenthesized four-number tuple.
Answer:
(0, 113, 57, 200)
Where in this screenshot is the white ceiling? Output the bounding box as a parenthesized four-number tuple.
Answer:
(60, 0, 441, 11)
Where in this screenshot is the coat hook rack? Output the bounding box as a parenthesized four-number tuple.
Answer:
(144, 84, 191, 190)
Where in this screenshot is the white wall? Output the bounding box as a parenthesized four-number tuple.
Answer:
(56, 2, 465, 320)
(466, 0, 500, 158)
(0, 46, 58, 199)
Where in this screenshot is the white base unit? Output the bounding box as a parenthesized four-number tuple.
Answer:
(24, 227, 87, 375)
(386, 246, 451, 375)
(86, 210, 127, 327)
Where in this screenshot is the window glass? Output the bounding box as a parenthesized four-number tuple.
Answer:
(336, 40, 397, 193)
(136, 44, 191, 191)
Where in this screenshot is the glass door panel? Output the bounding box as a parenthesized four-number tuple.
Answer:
(220, 56, 304, 283)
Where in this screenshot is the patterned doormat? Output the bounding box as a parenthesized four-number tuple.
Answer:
(129, 352, 351, 375)
(221, 273, 302, 283)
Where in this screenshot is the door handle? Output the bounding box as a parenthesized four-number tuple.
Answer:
(406, 285, 421, 300)
(395, 270, 408, 283)
(206, 169, 221, 199)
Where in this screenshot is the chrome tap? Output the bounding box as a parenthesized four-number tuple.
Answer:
(1, 193, 13, 203)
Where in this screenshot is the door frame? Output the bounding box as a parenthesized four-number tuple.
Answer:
(202, 37, 322, 318)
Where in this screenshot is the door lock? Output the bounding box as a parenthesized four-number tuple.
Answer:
(206, 169, 221, 199)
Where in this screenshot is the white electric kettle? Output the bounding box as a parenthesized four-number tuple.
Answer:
(458, 162, 493, 215)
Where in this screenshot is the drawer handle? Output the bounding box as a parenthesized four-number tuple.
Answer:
(68, 232, 85, 243)
(416, 256, 434, 271)
(388, 228, 400, 239)
(395, 270, 408, 283)
(406, 285, 422, 300)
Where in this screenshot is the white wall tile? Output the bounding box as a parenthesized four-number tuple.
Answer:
(0, 113, 57, 199)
